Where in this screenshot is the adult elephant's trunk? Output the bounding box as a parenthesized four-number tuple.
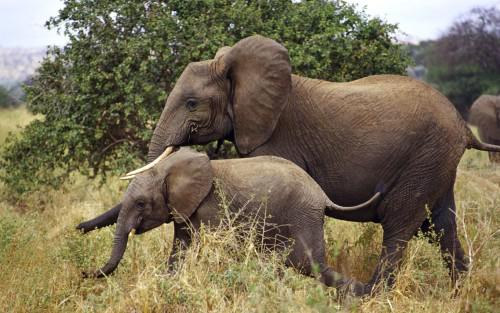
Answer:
(147, 108, 179, 163)
(86, 215, 131, 278)
(122, 106, 183, 179)
(148, 124, 169, 163)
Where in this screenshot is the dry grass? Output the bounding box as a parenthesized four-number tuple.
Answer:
(0, 108, 499, 312)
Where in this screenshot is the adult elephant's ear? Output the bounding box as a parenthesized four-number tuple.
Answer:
(218, 35, 292, 154)
(164, 149, 214, 223)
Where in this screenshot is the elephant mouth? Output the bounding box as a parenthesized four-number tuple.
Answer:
(135, 219, 168, 234)
(134, 226, 146, 235)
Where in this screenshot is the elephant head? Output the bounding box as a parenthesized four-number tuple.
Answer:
(86, 148, 213, 277)
(145, 35, 291, 167)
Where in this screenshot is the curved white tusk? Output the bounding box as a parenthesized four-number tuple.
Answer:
(119, 174, 136, 180)
(124, 146, 174, 176)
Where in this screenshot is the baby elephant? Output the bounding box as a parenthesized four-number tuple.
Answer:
(78, 148, 381, 295)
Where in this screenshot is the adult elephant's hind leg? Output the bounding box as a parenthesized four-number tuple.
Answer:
(420, 186, 468, 285)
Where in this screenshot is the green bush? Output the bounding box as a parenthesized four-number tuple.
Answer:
(1, 0, 411, 196)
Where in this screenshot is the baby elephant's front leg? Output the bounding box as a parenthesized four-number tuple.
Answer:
(167, 222, 193, 273)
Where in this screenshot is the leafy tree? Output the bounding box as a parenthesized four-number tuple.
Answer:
(1, 0, 411, 195)
(425, 6, 500, 116)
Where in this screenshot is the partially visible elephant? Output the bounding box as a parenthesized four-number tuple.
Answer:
(468, 95, 500, 162)
(80, 35, 500, 294)
(80, 148, 381, 295)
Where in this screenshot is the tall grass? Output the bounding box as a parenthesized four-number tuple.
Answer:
(0, 108, 498, 312)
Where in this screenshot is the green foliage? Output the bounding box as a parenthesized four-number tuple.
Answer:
(1, 0, 411, 195)
(425, 63, 496, 116)
(423, 7, 500, 116)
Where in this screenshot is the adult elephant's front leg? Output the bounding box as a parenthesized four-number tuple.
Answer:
(76, 203, 122, 233)
(420, 184, 468, 285)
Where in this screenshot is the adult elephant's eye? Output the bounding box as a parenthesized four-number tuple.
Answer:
(186, 98, 198, 111)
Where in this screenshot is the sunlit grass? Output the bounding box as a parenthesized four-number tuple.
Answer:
(0, 110, 498, 312)
(0, 105, 37, 144)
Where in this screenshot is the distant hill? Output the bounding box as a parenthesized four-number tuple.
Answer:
(0, 47, 46, 87)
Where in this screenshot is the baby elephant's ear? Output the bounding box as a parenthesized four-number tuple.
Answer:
(166, 150, 214, 223)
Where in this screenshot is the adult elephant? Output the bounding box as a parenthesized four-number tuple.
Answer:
(78, 35, 500, 295)
(468, 95, 500, 162)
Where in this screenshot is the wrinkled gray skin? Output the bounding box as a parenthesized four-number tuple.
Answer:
(79, 35, 500, 295)
(80, 148, 380, 295)
(468, 95, 500, 162)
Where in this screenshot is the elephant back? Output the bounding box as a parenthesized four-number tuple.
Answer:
(210, 156, 327, 217)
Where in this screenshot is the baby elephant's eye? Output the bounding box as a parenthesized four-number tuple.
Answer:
(136, 200, 146, 210)
(186, 98, 198, 111)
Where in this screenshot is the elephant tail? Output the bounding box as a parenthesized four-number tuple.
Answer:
(466, 127, 500, 152)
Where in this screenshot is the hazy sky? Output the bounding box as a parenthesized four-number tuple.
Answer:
(1, 0, 499, 47)
(0, 0, 66, 47)
(346, 0, 500, 42)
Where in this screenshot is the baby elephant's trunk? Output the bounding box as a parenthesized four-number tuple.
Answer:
(84, 225, 130, 278)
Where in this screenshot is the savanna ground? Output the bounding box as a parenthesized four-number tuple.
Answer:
(0, 106, 498, 313)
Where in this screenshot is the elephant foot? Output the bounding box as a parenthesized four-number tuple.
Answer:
(339, 279, 372, 297)
(165, 264, 179, 276)
(319, 267, 371, 297)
